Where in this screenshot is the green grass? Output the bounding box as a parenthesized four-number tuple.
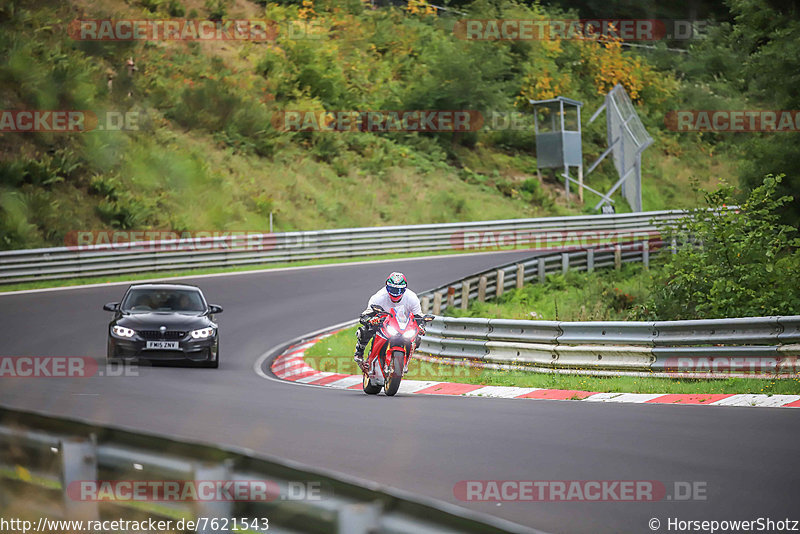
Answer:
(448, 261, 658, 322)
(305, 311, 800, 396)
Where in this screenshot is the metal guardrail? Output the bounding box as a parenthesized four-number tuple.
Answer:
(0, 210, 683, 284)
(418, 314, 800, 377)
(417, 240, 655, 314)
(412, 242, 800, 378)
(0, 407, 542, 534)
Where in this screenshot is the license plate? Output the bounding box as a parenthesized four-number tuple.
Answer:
(146, 341, 180, 350)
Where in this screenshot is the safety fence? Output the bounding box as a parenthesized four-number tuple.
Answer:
(0, 407, 540, 534)
(0, 210, 684, 284)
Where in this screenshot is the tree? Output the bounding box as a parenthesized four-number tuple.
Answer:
(686, 0, 800, 225)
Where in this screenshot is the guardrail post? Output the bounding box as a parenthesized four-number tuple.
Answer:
(478, 276, 487, 302)
(337, 502, 382, 534)
(587, 248, 594, 273)
(670, 237, 677, 254)
(433, 292, 442, 315)
(421, 296, 430, 314)
(516, 264, 524, 289)
(460, 281, 470, 310)
(496, 270, 504, 298)
(537, 258, 546, 283)
(60, 436, 99, 521)
(446, 287, 455, 309)
(642, 240, 649, 270)
(561, 253, 569, 274)
(195, 462, 234, 533)
(614, 245, 622, 270)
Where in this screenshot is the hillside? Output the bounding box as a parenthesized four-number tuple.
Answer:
(0, 0, 740, 250)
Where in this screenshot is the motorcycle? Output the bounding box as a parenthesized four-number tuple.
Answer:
(360, 304, 434, 396)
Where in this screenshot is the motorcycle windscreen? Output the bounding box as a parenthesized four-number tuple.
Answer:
(394, 305, 411, 330)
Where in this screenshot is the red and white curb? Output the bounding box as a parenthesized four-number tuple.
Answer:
(268, 335, 800, 408)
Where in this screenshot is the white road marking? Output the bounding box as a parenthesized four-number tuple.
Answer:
(710, 394, 800, 408)
(396, 380, 442, 394)
(324, 375, 363, 389)
(463, 386, 539, 398)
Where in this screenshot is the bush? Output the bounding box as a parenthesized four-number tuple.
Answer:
(642, 175, 800, 319)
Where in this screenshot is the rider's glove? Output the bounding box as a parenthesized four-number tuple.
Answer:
(368, 316, 383, 326)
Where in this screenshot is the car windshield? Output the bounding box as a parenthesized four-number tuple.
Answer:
(121, 288, 205, 313)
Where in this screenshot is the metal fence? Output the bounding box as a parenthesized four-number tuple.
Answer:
(0, 407, 541, 534)
(0, 210, 683, 285)
(586, 84, 654, 212)
(607, 84, 653, 213)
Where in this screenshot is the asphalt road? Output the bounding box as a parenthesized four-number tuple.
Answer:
(1, 252, 799, 534)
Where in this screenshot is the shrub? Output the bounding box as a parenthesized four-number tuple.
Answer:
(643, 175, 800, 319)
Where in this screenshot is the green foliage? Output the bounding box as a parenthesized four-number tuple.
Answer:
(204, 0, 228, 21)
(166, 0, 185, 17)
(448, 263, 653, 322)
(0, 190, 38, 249)
(642, 175, 800, 319)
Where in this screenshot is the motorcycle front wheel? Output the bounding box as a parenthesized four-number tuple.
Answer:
(383, 350, 405, 396)
(362, 372, 380, 395)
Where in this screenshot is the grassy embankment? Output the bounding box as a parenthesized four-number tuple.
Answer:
(1, 0, 730, 254)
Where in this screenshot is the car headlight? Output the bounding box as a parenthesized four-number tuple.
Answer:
(402, 329, 416, 339)
(386, 326, 399, 336)
(190, 327, 215, 339)
(112, 325, 135, 338)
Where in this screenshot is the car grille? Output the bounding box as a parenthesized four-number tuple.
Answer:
(138, 330, 187, 340)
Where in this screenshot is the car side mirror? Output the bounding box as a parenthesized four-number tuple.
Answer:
(103, 302, 119, 312)
(371, 304, 385, 313)
(208, 304, 223, 314)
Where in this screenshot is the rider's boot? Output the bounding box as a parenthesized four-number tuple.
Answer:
(353, 344, 366, 369)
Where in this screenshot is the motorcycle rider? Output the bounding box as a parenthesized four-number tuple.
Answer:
(353, 272, 424, 369)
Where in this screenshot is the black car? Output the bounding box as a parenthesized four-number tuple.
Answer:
(104, 283, 223, 368)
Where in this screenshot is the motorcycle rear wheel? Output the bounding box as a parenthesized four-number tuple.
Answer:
(383, 351, 405, 396)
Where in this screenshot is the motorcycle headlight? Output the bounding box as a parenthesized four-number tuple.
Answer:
(190, 327, 215, 339)
(402, 329, 416, 339)
(112, 325, 135, 338)
(386, 326, 399, 337)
